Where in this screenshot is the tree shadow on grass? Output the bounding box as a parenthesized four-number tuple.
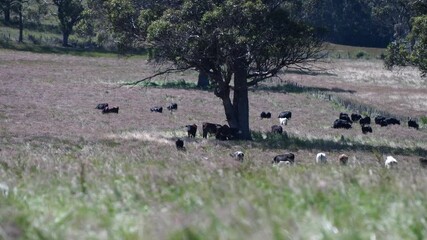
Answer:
(251, 131, 427, 156)
(254, 82, 356, 94)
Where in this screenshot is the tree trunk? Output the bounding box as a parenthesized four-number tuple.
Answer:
(232, 61, 251, 140)
(18, 5, 23, 43)
(197, 69, 209, 89)
(4, 7, 10, 25)
(63, 31, 70, 47)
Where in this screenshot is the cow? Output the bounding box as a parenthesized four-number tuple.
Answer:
(271, 125, 283, 134)
(351, 113, 362, 122)
(361, 125, 373, 134)
(420, 157, 427, 168)
(278, 111, 292, 119)
(339, 154, 349, 165)
(260, 112, 272, 119)
(379, 120, 388, 127)
(279, 117, 288, 125)
(385, 156, 398, 169)
(185, 124, 197, 138)
(385, 117, 400, 125)
(359, 116, 371, 125)
(102, 106, 119, 114)
(167, 103, 178, 112)
(333, 119, 352, 129)
(316, 152, 327, 164)
(408, 119, 419, 130)
(339, 113, 352, 123)
(216, 125, 239, 140)
(230, 151, 244, 162)
(150, 106, 163, 113)
(96, 103, 108, 110)
(202, 122, 222, 138)
(175, 138, 185, 150)
(272, 153, 295, 164)
(375, 116, 386, 125)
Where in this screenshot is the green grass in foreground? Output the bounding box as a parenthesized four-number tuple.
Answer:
(1, 140, 426, 239)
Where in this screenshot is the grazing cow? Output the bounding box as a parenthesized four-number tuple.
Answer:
(339, 154, 349, 165)
(339, 113, 352, 123)
(379, 120, 388, 127)
(385, 117, 400, 125)
(279, 117, 288, 126)
(385, 156, 398, 169)
(375, 116, 386, 125)
(260, 112, 272, 119)
(175, 139, 185, 150)
(359, 116, 371, 125)
(278, 111, 292, 119)
(230, 151, 244, 162)
(216, 125, 239, 140)
(361, 124, 373, 134)
(333, 119, 352, 129)
(185, 124, 197, 138)
(271, 125, 283, 134)
(420, 157, 427, 168)
(408, 119, 419, 130)
(272, 153, 295, 164)
(102, 106, 119, 114)
(202, 122, 222, 138)
(150, 106, 163, 113)
(316, 152, 327, 164)
(167, 103, 178, 112)
(351, 113, 362, 122)
(96, 103, 108, 110)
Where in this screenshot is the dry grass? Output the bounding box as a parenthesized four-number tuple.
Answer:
(0, 49, 427, 239)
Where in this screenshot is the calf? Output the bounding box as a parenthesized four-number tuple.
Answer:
(359, 116, 371, 125)
(260, 112, 272, 119)
(339, 113, 352, 123)
(96, 103, 108, 110)
(408, 119, 419, 130)
(361, 124, 373, 134)
(167, 103, 178, 112)
(202, 122, 222, 138)
(271, 125, 283, 134)
(272, 153, 295, 164)
(385, 156, 398, 169)
(102, 106, 119, 114)
(150, 106, 163, 113)
(279, 117, 288, 125)
(185, 124, 197, 138)
(333, 119, 352, 129)
(230, 151, 244, 162)
(351, 113, 362, 122)
(175, 138, 185, 150)
(339, 154, 349, 165)
(420, 157, 427, 168)
(278, 111, 292, 119)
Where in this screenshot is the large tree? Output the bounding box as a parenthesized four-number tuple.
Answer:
(52, 0, 83, 46)
(107, 0, 324, 140)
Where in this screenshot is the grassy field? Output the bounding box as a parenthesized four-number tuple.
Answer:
(0, 49, 427, 239)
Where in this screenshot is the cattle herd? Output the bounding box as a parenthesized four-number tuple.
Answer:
(96, 102, 425, 168)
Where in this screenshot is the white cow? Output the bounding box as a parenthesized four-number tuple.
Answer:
(316, 152, 327, 164)
(385, 156, 398, 169)
(279, 117, 288, 125)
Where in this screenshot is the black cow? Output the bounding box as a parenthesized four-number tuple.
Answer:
(185, 124, 197, 138)
(202, 122, 222, 138)
(271, 125, 283, 134)
(361, 125, 373, 134)
(278, 111, 292, 119)
(272, 153, 295, 164)
(150, 106, 163, 113)
(333, 119, 352, 129)
(420, 157, 427, 168)
(386, 117, 400, 125)
(408, 119, 419, 130)
(379, 120, 388, 127)
(167, 103, 178, 112)
(339, 113, 353, 123)
(359, 116, 371, 125)
(375, 116, 386, 125)
(216, 125, 239, 140)
(260, 112, 272, 119)
(175, 139, 185, 150)
(96, 103, 108, 110)
(351, 113, 362, 122)
(102, 106, 119, 114)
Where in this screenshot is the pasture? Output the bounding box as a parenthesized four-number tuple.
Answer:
(0, 49, 427, 239)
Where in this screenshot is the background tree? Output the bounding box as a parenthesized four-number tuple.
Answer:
(0, 0, 13, 24)
(52, 0, 83, 46)
(106, 0, 324, 140)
